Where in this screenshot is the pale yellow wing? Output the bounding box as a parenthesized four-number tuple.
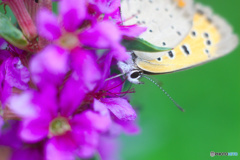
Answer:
(135, 4, 238, 74)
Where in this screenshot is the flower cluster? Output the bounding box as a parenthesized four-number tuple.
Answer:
(0, 0, 146, 160)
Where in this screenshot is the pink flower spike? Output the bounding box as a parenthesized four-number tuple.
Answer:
(37, 9, 62, 41)
(59, 0, 87, 32)
(102, 98, 137, 121)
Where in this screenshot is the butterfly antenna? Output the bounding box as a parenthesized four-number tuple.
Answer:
(105, 73, 125, 81)
(143, 75, 185, 112)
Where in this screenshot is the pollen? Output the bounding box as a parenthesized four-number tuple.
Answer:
(58, 33, 80, 50)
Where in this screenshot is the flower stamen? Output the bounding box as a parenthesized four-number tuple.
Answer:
(49, 117, 71, 137)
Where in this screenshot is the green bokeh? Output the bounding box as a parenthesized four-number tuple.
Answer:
(121, 0, 240, 160)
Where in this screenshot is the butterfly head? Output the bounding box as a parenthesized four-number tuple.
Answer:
(117, 55, 144, 84)
(127, 70, 144, 84)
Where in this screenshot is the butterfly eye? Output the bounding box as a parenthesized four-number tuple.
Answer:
(130, 71, 141, 79)
(127, 70, 143, 84)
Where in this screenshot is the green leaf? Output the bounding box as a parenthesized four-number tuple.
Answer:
(121, 37, 172, 52)
(0, 12, 28, 49)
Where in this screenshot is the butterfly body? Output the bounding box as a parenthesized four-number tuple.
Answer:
(119, 0, 238, 83)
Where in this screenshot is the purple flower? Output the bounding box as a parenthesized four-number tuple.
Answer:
(86, 76, 139, 135)
(88, 0, 121, 14)
(0, 116, 3, 133)
(0, 120, 44, 160)
(8, 83, 111, 159)
(0, 46, 30, 105)
(30, 45, 69, 87)
(37, 0, 132, 62)
(98, 136, 120, 160)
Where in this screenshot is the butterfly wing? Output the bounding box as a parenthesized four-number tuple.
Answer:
(135, 3, 238, 74)
(121, 0, 195, 60)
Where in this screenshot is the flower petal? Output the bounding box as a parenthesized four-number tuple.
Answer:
(0, 120, 23, 148)
(8, 92, 38, 118)
(30, 45, 68, 85)
(71, 128, 99, 149)
(76, 145, 96, 159)
(70, 48, 101, 91)
(89, 0, 120, 14)
(59, 0, 86, 32)
(102, 98, 137, 121)
(98, 136, 120, 160)
(10, 148, 43, 160)
(111, 44, 130, 61)
(37, 9, 61, 40)
(72, 128, 98, 159)
(4, 57, 30, 90)
(119, 25, 147, 37)
(72, 110, 111, 132)
(102, 77, 123, 94)
(0, 116, 3, 133)
(59, 76, 86, 117)
(114, 119, 140, 135)
(20, 117, 50, 142)
(45, 137, 75, 160)
(94, 51, 113, 91)
(79, 21, 121, 49)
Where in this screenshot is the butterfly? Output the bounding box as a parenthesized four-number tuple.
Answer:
(118, 0, 238, 84)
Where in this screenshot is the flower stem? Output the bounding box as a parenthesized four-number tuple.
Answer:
(38, 0, 52, 49)
(23, 0, 39, 24)
(6, 0, 38, 41)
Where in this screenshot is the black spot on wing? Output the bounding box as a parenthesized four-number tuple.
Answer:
(206, 40, 211, 45)
(182, 45, 190, 55)
(157, 57, 162, 61)
(162, 42, 166, 46)
(204, 32, 209, 38)
(191, 31, 196, 37)
(168, 51, 174, 58)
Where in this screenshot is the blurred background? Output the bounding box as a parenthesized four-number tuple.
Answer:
(121, 0, 240, 160)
